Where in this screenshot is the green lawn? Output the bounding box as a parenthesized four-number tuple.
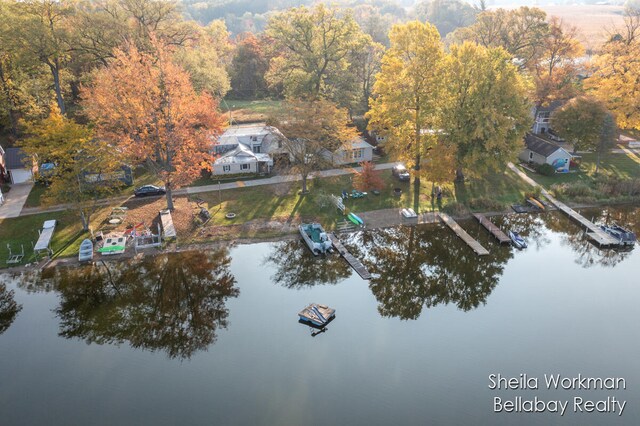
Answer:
(189, 166, 531, 235)
(523, 153, 640, 188)
(1, 164, 535, 263)
(221, 99, 282, 113)
(0, 210, 87, 267)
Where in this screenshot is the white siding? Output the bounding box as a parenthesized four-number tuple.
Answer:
(212, 161, 257, 175)
(9, 168, 33, 184)
(333, 146, 374, 165)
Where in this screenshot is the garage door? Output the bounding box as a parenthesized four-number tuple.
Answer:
(9, 168, 33, 184)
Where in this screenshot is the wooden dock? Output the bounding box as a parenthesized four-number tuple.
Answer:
(438, 213, 490, 255)
(329, 234, 371, 280)
(159, 209, 177, 239)
(472, 213, 511, 244)
(507, 162, 619, 247)
(548, 196, 619, 246)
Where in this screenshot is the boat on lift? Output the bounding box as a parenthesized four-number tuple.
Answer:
(600, 224, 637, 246)
(299, 223, 333, 255)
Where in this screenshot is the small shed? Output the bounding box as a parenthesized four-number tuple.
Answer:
(519, 133, 572, 172)
(3, 147, 35, 184)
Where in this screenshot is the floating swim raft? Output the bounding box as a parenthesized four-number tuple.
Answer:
(298, 303, 336, 327)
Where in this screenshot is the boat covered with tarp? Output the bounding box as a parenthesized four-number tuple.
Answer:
(600, 225, 637, 246)
(78, 239, 94, 262)
(298, 303, 336, 327)
(299, 223, 332, 255)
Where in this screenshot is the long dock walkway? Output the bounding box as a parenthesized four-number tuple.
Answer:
(329, 234, 371, 280)
(507, 163, 619, 247)
(472, 213, 511, 244)
(438, 213, 489, 255)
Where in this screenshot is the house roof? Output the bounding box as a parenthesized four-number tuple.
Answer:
(214, 143, 271, 165)
(535, 100, 565, 114)
(524, 133, 569, 158)
(350, 138, 374, 150)
(4, 147, 29, 169)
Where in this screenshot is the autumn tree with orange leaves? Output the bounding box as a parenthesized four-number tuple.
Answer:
(353, 161, 384, 192)
(82, 40, 225, 210)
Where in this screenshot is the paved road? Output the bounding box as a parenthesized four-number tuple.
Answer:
(13, 163, 398, 218)
(184, 162, 396, 195)
(0, 183, 34, 219)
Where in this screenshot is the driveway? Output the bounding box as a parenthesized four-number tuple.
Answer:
(0, 183, 33, 219)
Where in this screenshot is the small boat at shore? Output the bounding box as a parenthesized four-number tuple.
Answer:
(401, 208, 417, 218)
(347, 212, 364, 226)
(78, 239, 94, 262)
(509, 231, 527, 249)
(600, 225, 636, 246)
(526, 197, 545, 210)
(298, 303, 336, 327)
(299, 223, 333, 255)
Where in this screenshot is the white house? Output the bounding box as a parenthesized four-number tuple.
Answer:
(213, 143, 274, 175)
(531, 100, 564, 135)
(330, 138, 375, 165)
(212, 124, 285, 175)
(519, 133, 572, 172)
(2, 147, 35, 184)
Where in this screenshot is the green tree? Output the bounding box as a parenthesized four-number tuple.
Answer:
(551, 96, 613, 174)
(10, 0, 75, 115)
(414, 0, 479, 37)
(367, 21, 445, 210)
(19, 106, 122, 230)
(269, 98, 357, 194)
(265, 4, 365, 104)
(441, 42, 531, 181)
(229, 33, 270, 99)
(174, 20, 232, 98)
(449, 7, 548, 70)
(587, 11, 640, 131)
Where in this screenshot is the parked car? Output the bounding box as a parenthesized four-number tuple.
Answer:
(134, 184, 166, 197)
(392, 164, 410, 181)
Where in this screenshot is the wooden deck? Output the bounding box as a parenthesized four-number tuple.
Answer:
(329, 234, 371, 280)
(439, 213, 490, 255)
(550, 196, 618, 246)
(159, 209, 177, 239)
(472, 213, 511, 244)
(507, 163, 619, 247)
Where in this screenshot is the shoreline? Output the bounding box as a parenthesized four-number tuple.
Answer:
(2, 199, 639, 275)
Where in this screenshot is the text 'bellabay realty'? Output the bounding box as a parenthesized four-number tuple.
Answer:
(489, 374, 627, 416)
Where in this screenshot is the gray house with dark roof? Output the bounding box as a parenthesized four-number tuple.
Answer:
(1, 147, 35, 184)
(519, 133, 573, 172)
(532, 100, 565, 135)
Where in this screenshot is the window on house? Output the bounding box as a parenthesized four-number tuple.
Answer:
(223, 165, 231, 172)
(353, 148, 364, 159)
(253, 146, 261, 153)
(277, 140, 282, 149)
(251, 136, 258, 141)
(529, 152, 534, 160)
(241, 164, 250, 170)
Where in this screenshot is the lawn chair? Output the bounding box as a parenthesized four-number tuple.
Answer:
(6, 243, 24, 265)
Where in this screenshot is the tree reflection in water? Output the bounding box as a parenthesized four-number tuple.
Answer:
(0, 283, 22, 335)
(539, 209, 636, 268)
(49, 249, 238, 359)
(265, 240, 352, 289)
(346, 224, 513, 320)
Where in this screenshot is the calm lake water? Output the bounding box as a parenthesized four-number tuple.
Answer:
(1, 207, 639, 426)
